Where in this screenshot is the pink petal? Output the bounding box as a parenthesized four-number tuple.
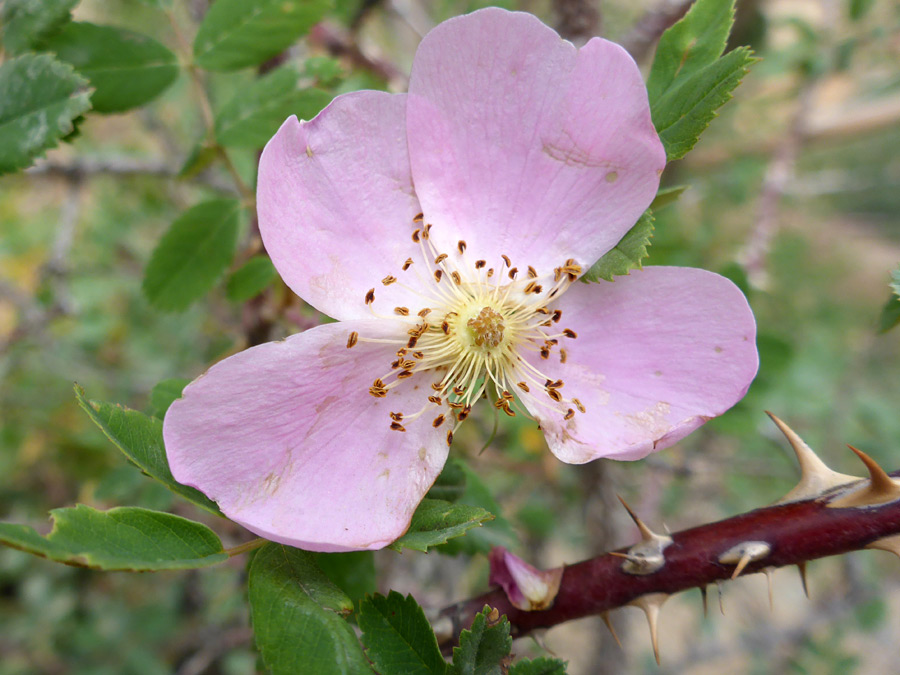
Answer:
(523, 267, 758, 463)
(163, 320, 450, 552)
(406, 8, 665, 277)
(257, 91, 426, 321)
(489, 547, 564, 611)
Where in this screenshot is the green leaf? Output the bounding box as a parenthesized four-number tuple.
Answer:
(582, 209, 654, 282)
(215, 66, 332, 148)
(39, 22, 179, 113)
(149, 377, 190, 418)
(652, 47, 757, 161)
(0, 0, 78, 54)
(877, 268, 900, 333)
(75, 385, 223, 516)
(143, 199, 241, 312)
(178, 140, 219, 178)
(389, 499, 492, 553)
(0, 505, 227, 570)
(225, 255, 278, 302)
(450, 606, 512, 675)
(314, 551, 376, 607)
(193, 0, 332, 71)
(649, 185, 689, 211)
(358, 592, 447, 675)
(426, 457, 467, 503)
(646, 0, 756, 160)
(248, 543, 372, 675)
(849, 0, 876, 21)
(646, 0, 736, 104)
(0, 53, 91, 175)
(438, 461, 517, 555)
(509, 658, 568, 675)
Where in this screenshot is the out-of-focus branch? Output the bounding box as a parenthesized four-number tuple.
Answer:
(308, 21, 407, 88)
(553, 0, 601, 45)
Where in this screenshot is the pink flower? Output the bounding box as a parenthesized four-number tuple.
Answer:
(163, 9, 758, 552)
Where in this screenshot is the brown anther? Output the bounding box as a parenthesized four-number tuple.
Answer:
(400, 359, 416, 369)
(553, 267, 563, 283)
(573, 397, 586, 413)
(564, 408, 575, 420)
(547, 388, 563, 402)
(364, 288, 375, 305)
(433, 415, 445, 428)
(394, 307, 409, 316)
(540, 347, 550, 359)
(369, 388, 387, 398)
(492, 398, 504, 409)
(430, 382, 443, 391)
(396, 348, 408, 357)
(457, 240, 467, 254)
(418, 308, 431, 317)
(502, 390, 514, 400)
(517, 381, 530, 392)
(549, 289, 559, 298)
(547, 339, 558, 345)
(434, 269, 443, 283)
(397, 370, 415, 379)
(541, 320, 553, 327)
(390, 422, 406, 432)
(413, 212, 424, 222)
(548, 379, 563, 389)
(536, 307, 550, 314)
(412, 229, 420, 243)
(413, 351, 424, 359)
(560, 348, 568, 363)
(451, 271, 461, 285)
(390, 360, 400, 369)
(446, 430, 454, 446)
(434, 253, 448, 264)
(562, 259, 582, 281)
(448, 401, 464, 409)
(389, 412, 403, 422)
(531, 284, 543, 294)
(501, 402, 516, 417)
(453, 386, 466, 396)
(441, 321, 450, 335)
(528, 266, 537, 278)
(382, 275, 397, 286)
(407, 336, 418, 348)
(501, 254, 511, 267)
(402, 258, 414, 271)
(552, 309, 562, 322)
(346, 332, 358, 348)
(475, 259, 486, 269)
(524, 282, 537, 294)
(487, 268, 494, 277)
(423, 223, 432, 238)
(563, 328, 577, 339)
(428, 395, 442, 405)
(508, 267, 518, 279)
(457, 405, 472, 421)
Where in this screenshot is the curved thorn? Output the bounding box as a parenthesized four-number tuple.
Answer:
(829, 446, 900, 507)
(797, 562, 810, 598)
(766, 412, 858, 503)
(630, 593, 668, 665)
(731, 551, 753, 579)
(602, 612, 622, 649)
(617, 494, 655, 541)
(848, 445, 897, 493)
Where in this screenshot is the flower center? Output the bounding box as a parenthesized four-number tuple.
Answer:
(350, 215, 587, 443)
(466, 306, 504, 348)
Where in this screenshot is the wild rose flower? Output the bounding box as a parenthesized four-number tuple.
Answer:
(163, 9, 758, 552)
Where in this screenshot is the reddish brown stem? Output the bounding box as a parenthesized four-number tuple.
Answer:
(437, 476, 900, 647)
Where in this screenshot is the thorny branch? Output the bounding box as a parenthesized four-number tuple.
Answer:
(435, 415, 900, 662)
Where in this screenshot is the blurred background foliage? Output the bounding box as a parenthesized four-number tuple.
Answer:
(1, 0, 899, 673)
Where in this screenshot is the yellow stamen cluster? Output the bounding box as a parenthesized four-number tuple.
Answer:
(351, 215, 587, 442)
